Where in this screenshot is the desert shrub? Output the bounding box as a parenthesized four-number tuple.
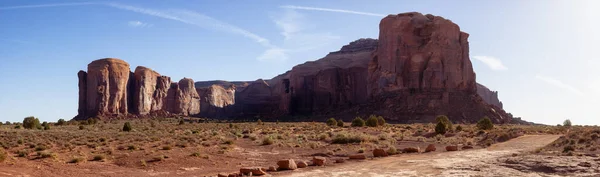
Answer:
(3, 121, 9, 125)
(477, 117, 494, 130)
(56, 119, 66, 126)
(179, 119, 185, 125)
(0, 122, 2, 126)
(257, 119, 263, 125)
(79, 125, 85, 130)
(435, 115, 453, 131)
(455, 125, 463, 132)
(42, 122, 50, 130)
(14, 125, 21, 129)
(92, 155, 105, 161)
(122, 122, 132, 132)
(351, 117, 365, 127)
(22, 116, 41, 129)
(435, 121, 447, 134)
(87, 118, 98, 125)
(366, 115, 379, 127)
(162, 146, 172, 150)
(331, 133, 365, 144)
(563, 145, 575, 153)
(0, 148, 6, 162)
(563, 119, 572, 127)
(337, 119, 344, 127)
(326, 118, 337, 127)
(262, 136, 274, 145)
(377, 116, 386, 126)
(388, 146, 398, 155)
(68, 157, 84, 163)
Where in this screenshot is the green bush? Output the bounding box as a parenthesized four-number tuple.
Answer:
(262, 136, 274, 145)
(0, 148, 6, 162)
(42, 122, 50, 130)
(56, 119, 66, 126)
(326, 118, 337, 127)
(563, 119, 572, 127)
(331, 133, 365, 144)
(435, 121, 447, 134)
(455, 125, 463, 132)
(123, 122, 132, 132)
(477, 117, 494, 130)
(337, 119, 344, 127)
(435, 115, 453, 132)
(377, 116, 386, 126)
(366, 115, 379, 127)
(351, 117, 365, 127)
(87, 118, 98, 125)
(22, 116, 41, 129)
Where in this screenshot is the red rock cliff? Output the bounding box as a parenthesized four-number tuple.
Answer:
(366, 12, 509, 123)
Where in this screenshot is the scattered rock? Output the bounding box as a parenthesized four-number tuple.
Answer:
(313, 156, 326, 166)
(239, 167, 265, 176)
(267, 166, 276, 172)
(402, 147, 420, 153)
(578, 162, 592, 167)
(446, 146, 459, 151)
(218, 173, 228, 177)
(349, 154, 367, 160)
(462, 145, 473, 150)
(277, 159, 297, 170)
(335, 159, 345, 163)
(373, 148, 388, 157)
(425, 144, 436, 152)
(228, 173, 240, 177)
(297, 161, 308, 168)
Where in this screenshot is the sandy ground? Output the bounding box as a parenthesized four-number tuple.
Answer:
(278, 135, 564, 177)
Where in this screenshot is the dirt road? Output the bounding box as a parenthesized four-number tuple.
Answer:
(280, 135, 562, 177)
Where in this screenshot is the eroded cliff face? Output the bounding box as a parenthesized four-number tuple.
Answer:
(477, 83, 503, 109)
(75, 58, 199, 120)
(75, 12, 514, 123)
(80, 58, 131, 118)
(366, 12, 509, 123)
(197, 85, 235, 118)
(284, 39, 376, 115)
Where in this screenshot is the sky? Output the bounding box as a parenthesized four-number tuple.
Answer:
(0, 0, 598, 125)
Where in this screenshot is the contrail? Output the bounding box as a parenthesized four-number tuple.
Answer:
(0, 2, 98, 10)
(280, 5, 386, 17)
(106, 3, 274, 48)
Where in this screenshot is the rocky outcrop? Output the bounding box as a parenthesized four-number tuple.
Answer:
(77, 58, 131, 119)
(366, 12, 509, 123)
(283, 38, 376, 115)
(476, 83, 503, 108)
(167, 78, 200, 116)
(76, 58, 198, 119)
(234, 79, 281, 118)
(197, 84, 235, 118)
(74, 12, 517, 124)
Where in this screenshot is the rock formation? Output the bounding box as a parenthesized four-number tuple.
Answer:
(196, 84, 235, 118)
(366, 12, 509, 123)
(476, 83, 503, 108)
(77, 58, 131, 119)
(283, 38, 376, 115)
(74, 12, 517, 124)
(75, 58, 199, 120)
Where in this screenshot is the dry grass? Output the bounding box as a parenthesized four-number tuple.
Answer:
(0, 118, 576, 168)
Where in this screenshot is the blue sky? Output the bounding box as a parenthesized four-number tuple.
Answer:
(0, 0, 598, 125)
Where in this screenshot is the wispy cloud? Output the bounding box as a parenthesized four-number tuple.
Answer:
(473, 56, 508, 71)
(106, 3, 284, 61)
(257, 8, 340, 61)
(535, 75, 583, 95)
(280, 5, 385, 17)
(128, 21, 152, 28)
(0, 2, 97, 10)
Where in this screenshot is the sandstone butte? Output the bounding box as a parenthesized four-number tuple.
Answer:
(74, 12, 519, 124)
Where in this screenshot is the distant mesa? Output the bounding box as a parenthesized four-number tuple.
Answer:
(74, 12, 516, 124)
